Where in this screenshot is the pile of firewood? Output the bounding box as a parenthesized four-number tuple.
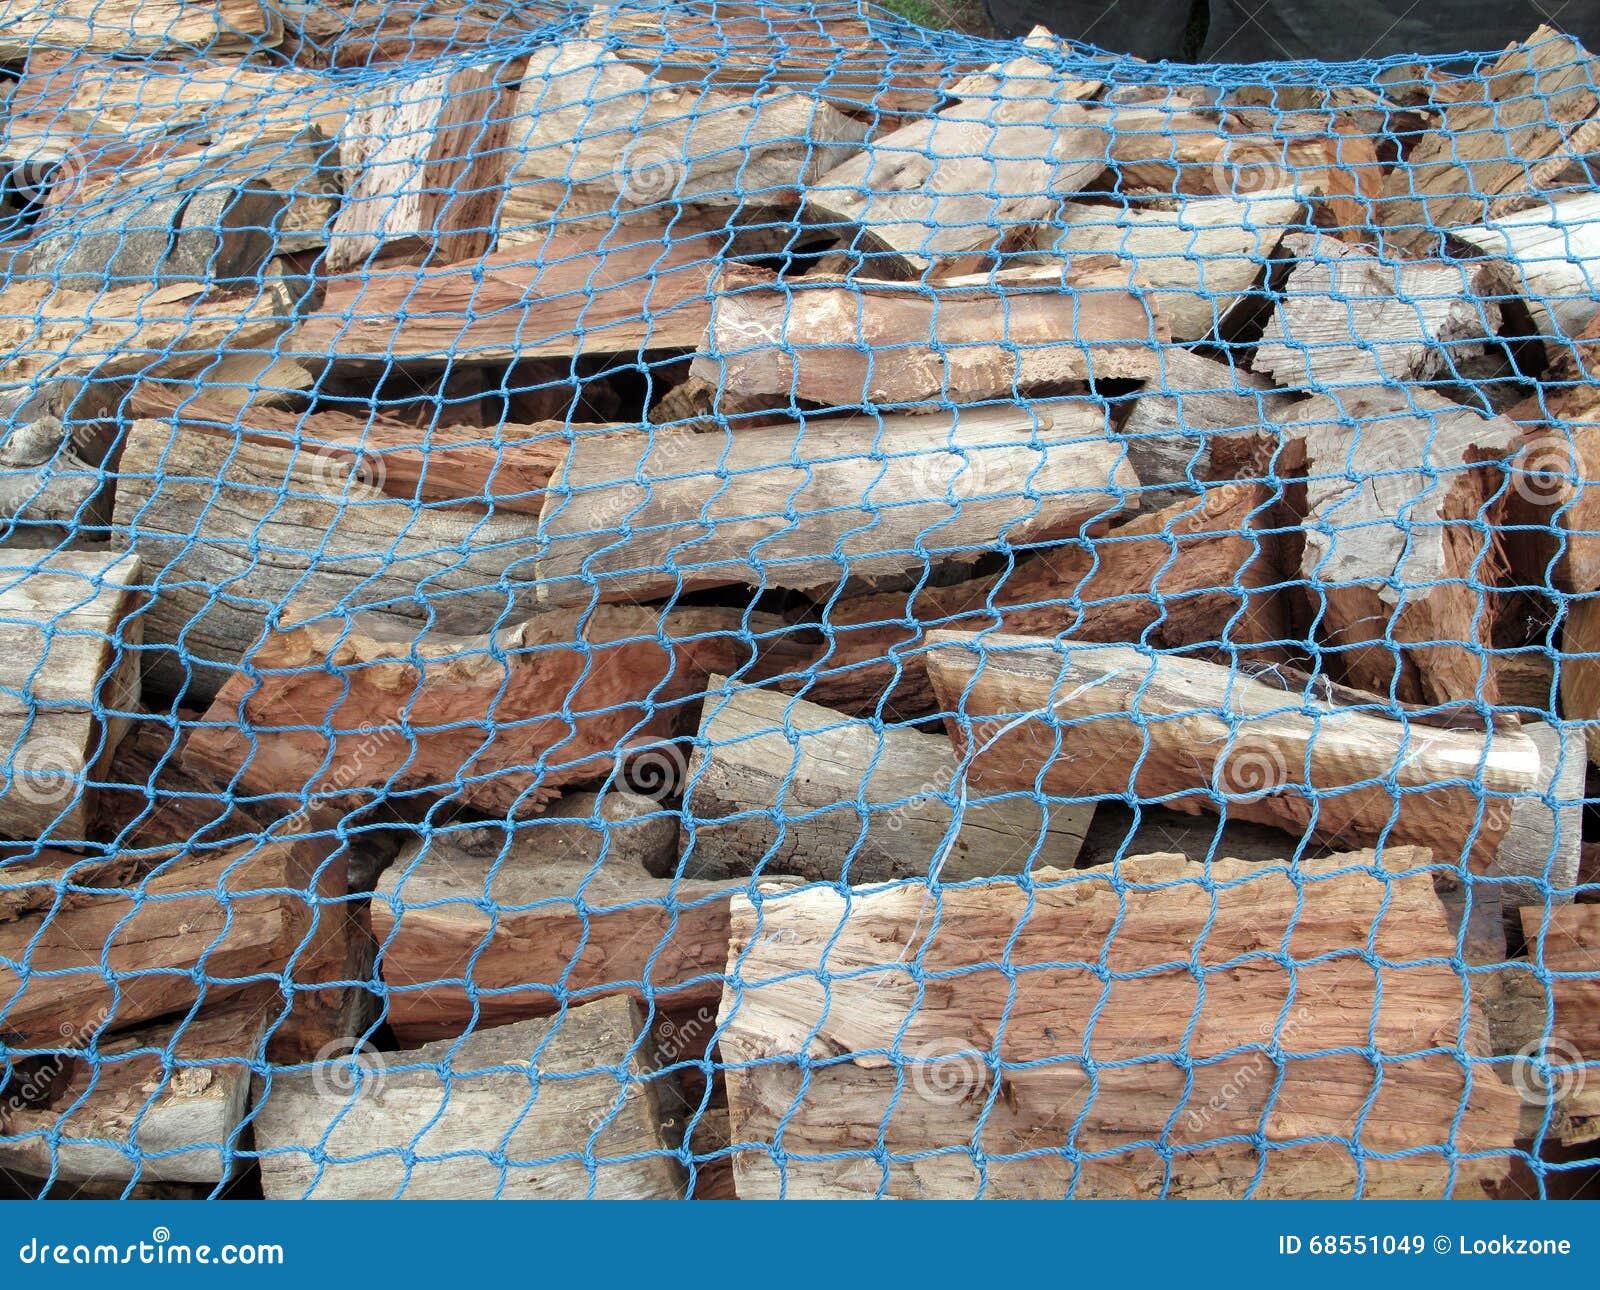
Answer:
(0, 1, 1596, 1200)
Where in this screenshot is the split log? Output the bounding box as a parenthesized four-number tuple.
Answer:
(0, 550, 143, 843)
(1278, 387, 1521, 705)
(923, 635, 1540, 869)
(1453, 193, 1600, 351)
(1253, 234, 1504, 390)
(185, 599, 737, 817)
(1116, 349, 1295, 508)
(680, 681, 1091, 884)
(0, 834, 333, 1044)
(783, 483, 1286, 716)
(800, 50, 1108, 276)
(498, 41, 867, 235)
(1026, 191, 1303, 341)
(534, 399, 1138, 608)
(371, 792, 745, 1045)
(281, 0, 556, 68)
(288, 220, 737, 369)
(1560, 593, 1600, 765)
(0, 0, 283, 60)
(719, 846, 1523, 1198)
(688, 261, 1166, 410)
(1517, 904, 1600, 1146)
(0, 991, 271, 1186)
(110, 419, 545, 700)
(1494, 650, 1557, 712)
(253, 997, 684, 1198)
(0, 415, 104, 528)
(1379, 27, 1600, 258)
(1491, 720, 1585, 905)
(1499, 313, 1600, 594)
(327, 59, 521, 272)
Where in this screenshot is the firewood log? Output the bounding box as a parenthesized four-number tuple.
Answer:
(923, 634, 1540, 869)
(689, 261, 1168, 410)
(1517, 903, 1600, 1146)
(1277, 386, 1521, 705)
(0, 0, 282, 60)
(534, 399, 1138, 608)
(718, 847, 1523, 1198)
(252, 997, 684, 1198)
(0, 549, 143, 843)
(679, 681, 1092, 884)
(1560, 593, 1600, 765)
(1491, 720, 1586, 905)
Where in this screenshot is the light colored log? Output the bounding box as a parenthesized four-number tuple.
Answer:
(1516, 904, 1600, 1146)
(1379, 27, 1600, 257)
(0, 550, 142, 843)
(782, 483, 1286, 716)
(327, 59, 520, 271)
(0, 991, 271, 1185)
(1453, 193, 1600, 352)
(801, 50, 1108, 276)
(1278, 387, 1521, 705)
(0, 835, 332, 1044)
(719, 847, 1523, 1198)
(688, 260, 1167, 409)
(0, 0, 283, 60)
(1027, 191, 1302, 340)
(923, 634, 1540, 870)
(371, 791, 744, 1045)
(680, 680, 1091, 884)
(110, 419, 544, 700)
(253, 996, 684, 1198)
(0, 416, 103, 527)
(1491, 720, 1585, 906)
(535, 399, 1138, 608)
(1254, 233, 1503, 390)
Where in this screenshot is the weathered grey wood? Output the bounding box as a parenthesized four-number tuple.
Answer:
(802, 49, 1109, 275)
(0, 550, 142, 843)
(1027, 191, 1303, 340)
(923, 635, 1540, 870)
(1491, 720, 1584, 906)
(689, 260, 1167, 409)
(111, 421, 544, 701)
(719, 848, 1523, 1198)
(0, 992, 270, 1185)
(0, 416, 103, 526)
(1453, 193, 1600, 352)
(680, 681, 1092, 884)
(1254, 233, 1504, 390)
(535, 399, 1138, 607)
(1278, 387, 1521, 705)
(0, 0, 283, 61)
(253, 997, 684, 1199)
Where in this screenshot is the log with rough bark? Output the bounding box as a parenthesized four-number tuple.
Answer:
(689, 261, 1167, 409)
(1254, 234, 1505, 390)
(498, 41, 867, 235)
(1026, 191, 1303, 341)
(184, 599, 756, 817)
(0, 834, 332, 1044)
(534, 399, 1138, 608)
(800, 48, 1108, 276)
(252, 996, 684, 1198)
(1379, 27, 1600, 258)
(110, 419, 546, 700)
(1499, 313, 1600, 594)
(0, 0, 283, 61)
(923, 635, 1539, 869)
(0, 990, 272, 1186)
(1452, 193, 1600, 352)
(0, 550, 143, 843)
(327, 59, 521, 271)
(782, 483, 1286, 716)
(679, 681, 1092, 884)
(1561, 593, 1600, 765)
(1278, 387, 1521, 706)
(1517, 903, 1600, 1146)
(1491, 720, 1586, 905)
(371, 792, 750, 1044)
(0, 415, 105, 529)
(288, 219, 739, 368)
(718, 846, 1523, 1198)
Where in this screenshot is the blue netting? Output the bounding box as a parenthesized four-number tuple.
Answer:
(0, 0, 1595, 1200)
